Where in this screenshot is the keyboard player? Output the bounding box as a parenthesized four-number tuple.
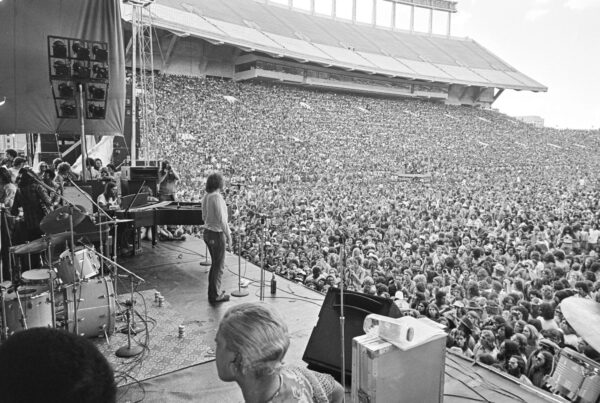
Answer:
(97, 181, 133, 255)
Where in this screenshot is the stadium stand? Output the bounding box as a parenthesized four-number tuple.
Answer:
(122, 0, 547, 92)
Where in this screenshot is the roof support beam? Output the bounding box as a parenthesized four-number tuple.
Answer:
(163, 34, 178, 69)
(125, 37, 133, 60)
(372, 0, 377, 26)
(493, 88, 504, 101)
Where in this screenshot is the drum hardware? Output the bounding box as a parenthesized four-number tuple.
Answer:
(57, 276, 116, 338)
(86, 247, 145, 358)
(40, 206, 86, 235)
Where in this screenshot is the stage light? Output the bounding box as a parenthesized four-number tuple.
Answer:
(0, 97, 6, 106)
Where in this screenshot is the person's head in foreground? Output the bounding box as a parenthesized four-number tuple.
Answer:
(0, 328, 116, 403)
(216, 302, 344, 402)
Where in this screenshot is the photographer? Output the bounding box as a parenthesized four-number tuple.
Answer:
(158, 160, 179, 202)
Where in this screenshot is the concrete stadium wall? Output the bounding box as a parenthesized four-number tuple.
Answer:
(154, 37, 237, 77)
(447, 84, 494, 107)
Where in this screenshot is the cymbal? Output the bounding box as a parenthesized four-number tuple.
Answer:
(40, 206, 86, 234)
(561, 296, 600, 353)
(12, 232, 73, 255)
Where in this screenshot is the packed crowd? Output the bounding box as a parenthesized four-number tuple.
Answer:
(153, 74, 600, 389)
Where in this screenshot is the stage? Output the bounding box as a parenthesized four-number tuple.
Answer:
(112, 236, 563, 403)
(114, 236, 325, 402)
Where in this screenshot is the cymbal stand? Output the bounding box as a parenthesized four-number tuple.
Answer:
(68, 204, 80, 335)
(44, 237, 57, 329)
(14, 287, 27, 331)
(0, 283, 9, 340)
(0, 204, 5, 283)
(1, 205, 14, 283)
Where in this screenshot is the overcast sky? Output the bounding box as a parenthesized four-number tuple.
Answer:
(275, 0, 599, 129)
(452, 0, 600, 130)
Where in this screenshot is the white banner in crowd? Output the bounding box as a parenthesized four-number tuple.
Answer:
(72, 136, 114, 174)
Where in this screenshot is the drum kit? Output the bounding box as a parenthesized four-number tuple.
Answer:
(0, 203, 142, 343)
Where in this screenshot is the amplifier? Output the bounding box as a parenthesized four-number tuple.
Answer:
(352, 331, 446, 403)
(121, 166, 158, 181)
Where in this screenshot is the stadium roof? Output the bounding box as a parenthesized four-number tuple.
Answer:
(122, 0, 547, 92)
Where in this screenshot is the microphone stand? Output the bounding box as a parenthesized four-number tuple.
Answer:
(231, 185, 248, 298)
(257, 213, 269, 302)
(338, 231, 347, 391)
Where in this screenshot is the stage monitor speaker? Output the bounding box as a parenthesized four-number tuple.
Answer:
(302, 288, 400, 381)
(121, 166, 158, 181)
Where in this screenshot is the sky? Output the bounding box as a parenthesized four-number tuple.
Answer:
(273, 0, 600, 129)
(451, 0, 600, 130)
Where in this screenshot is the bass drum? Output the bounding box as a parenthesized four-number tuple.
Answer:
(3, 288, 53, 336)
(58, 276, 116, 338)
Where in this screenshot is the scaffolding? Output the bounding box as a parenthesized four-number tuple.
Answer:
(130, 0, 157, 165)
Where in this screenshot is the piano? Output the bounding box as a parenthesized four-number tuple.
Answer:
(115, 201, 203, 248)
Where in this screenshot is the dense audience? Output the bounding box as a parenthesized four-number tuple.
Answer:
(141, 73, 600, 390)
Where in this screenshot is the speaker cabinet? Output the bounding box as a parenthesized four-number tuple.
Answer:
(302, 288, 400, 380)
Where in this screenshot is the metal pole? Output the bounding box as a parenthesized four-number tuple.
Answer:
(69, 205, 78, 335)
(79, 84, 87, 182)
(339, 235, 346, 393)
(131, 7, 138, 164)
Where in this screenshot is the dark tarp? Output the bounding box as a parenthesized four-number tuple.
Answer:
(0, 0, 124, 135)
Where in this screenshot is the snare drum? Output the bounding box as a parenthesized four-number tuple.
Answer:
(58, 276, 116, 337)
(20, 269, 56, 293)
(2, 288, 53, 335)
(57, 248, 101, 284)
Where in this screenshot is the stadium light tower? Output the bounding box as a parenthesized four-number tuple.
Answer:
(127, 0, 158, 166)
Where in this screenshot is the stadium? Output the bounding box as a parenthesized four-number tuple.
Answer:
(0, 0, 599, 402)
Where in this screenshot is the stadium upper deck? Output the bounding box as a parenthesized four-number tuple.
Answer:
(122, 0, 546, 94)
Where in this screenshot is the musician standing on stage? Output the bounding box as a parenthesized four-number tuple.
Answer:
(11, 168, 53, 242)
(158, 160, 179, 202)
(202, 172, 232, 303)
(0, 167, 16, 280)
